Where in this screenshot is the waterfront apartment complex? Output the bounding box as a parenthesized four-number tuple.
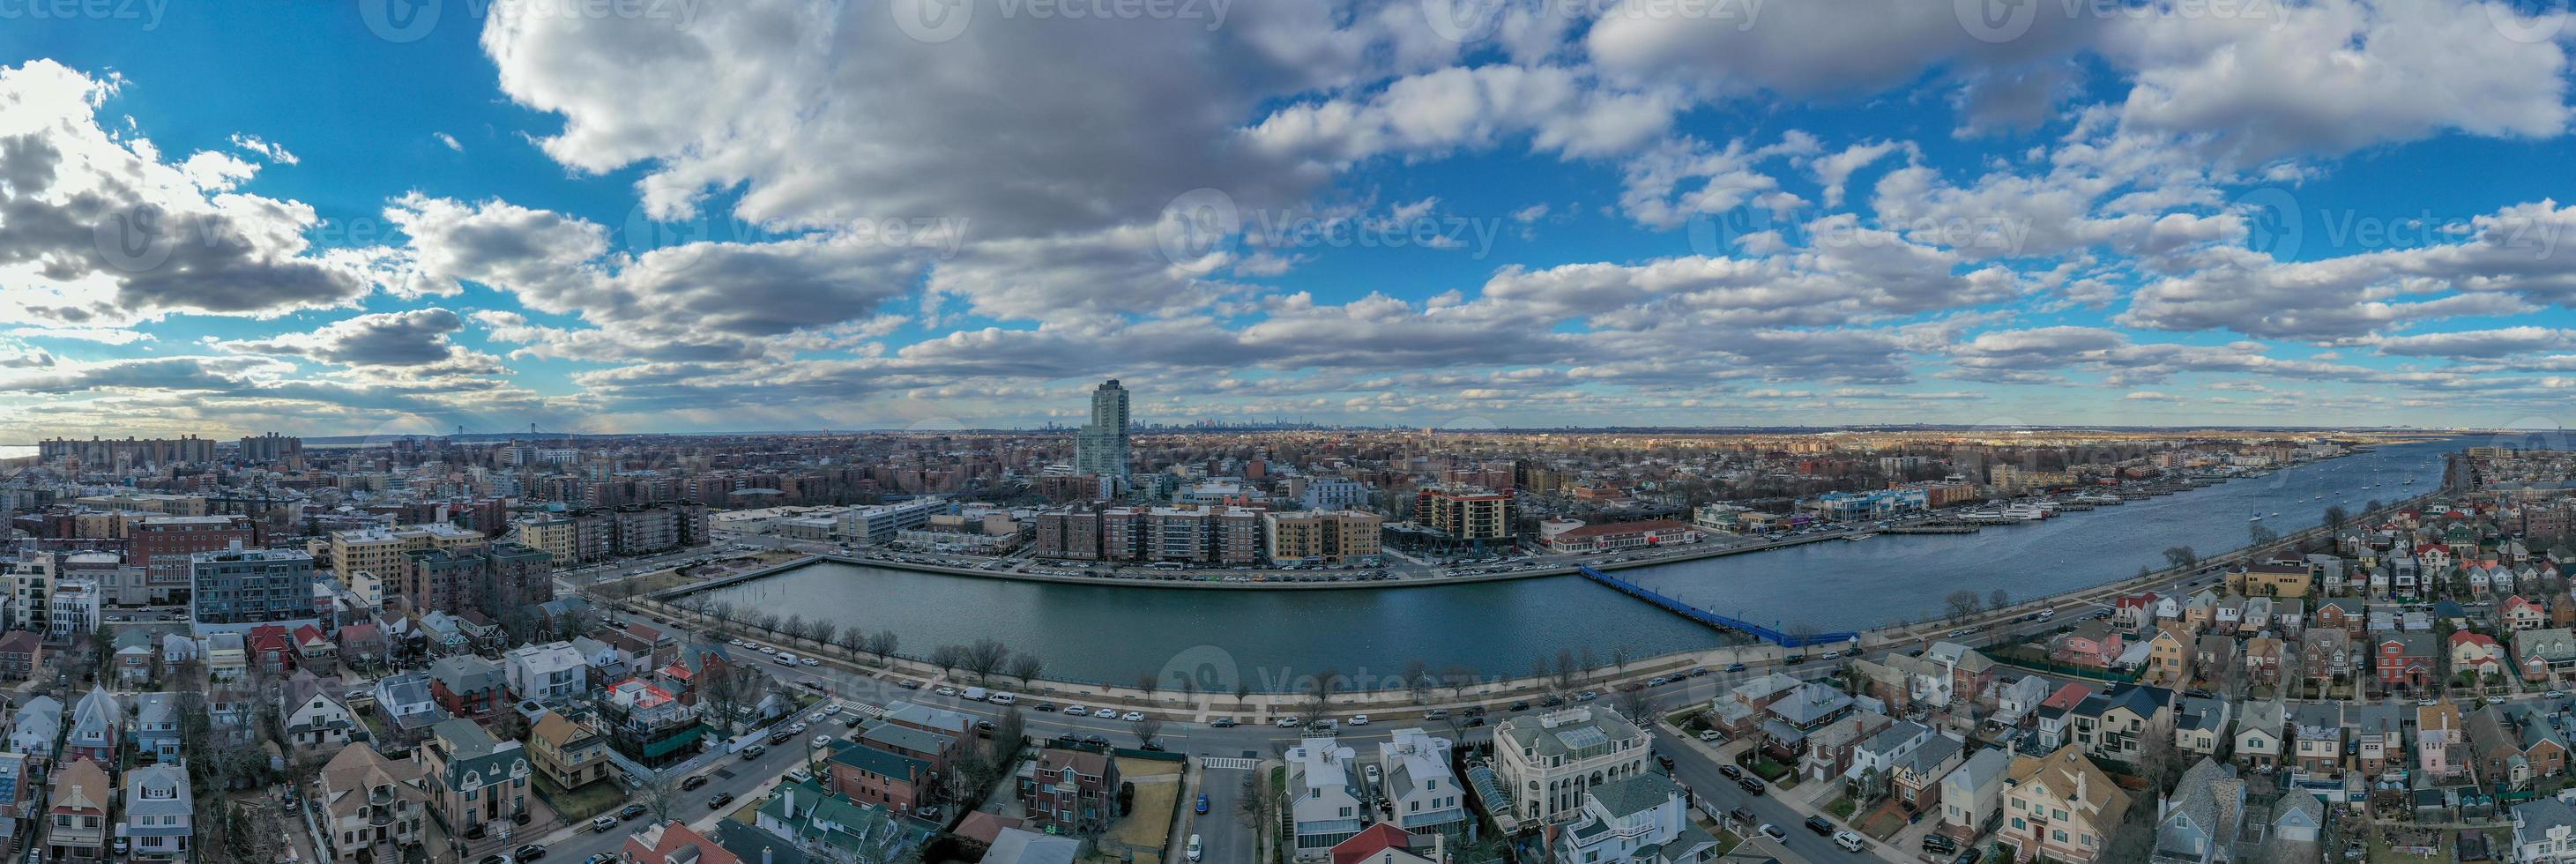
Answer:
(37, 436, 218, 465)
(1492, 706, 1652, 829)
(1033, 503, 1283, 565)
(1262, 510, 1384, 564)
(513, 502, 711, 564)
(1414, 484, 1515, 547)
(1074, 378, 1130, 480)
(834, 498, 950, 546)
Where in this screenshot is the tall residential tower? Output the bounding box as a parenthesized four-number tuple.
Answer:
(1075, 379, 1130, 480)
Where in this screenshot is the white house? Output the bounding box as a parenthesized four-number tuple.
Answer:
(1938, 747, 2011, 843)
(1286, 738, 1365, 860)
(1377, 728, 1466, 837)
(282, 673, 358, 749)
(1549, 772, 1718, 864)
(503, 641, 588, 704)
(2511, 795, 2576, 864)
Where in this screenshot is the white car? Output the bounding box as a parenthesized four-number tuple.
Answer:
(759, 646, 778, 654)
(1062, 706, 1090, 717)
(1275, 715, 1301, 728)
(800, 658, 820, 667)
(1697, 730, 1723, 742)
(934, 686, 958, 696)
(1348, 714, 1370, 726)
(1120, 711, 1146, 722)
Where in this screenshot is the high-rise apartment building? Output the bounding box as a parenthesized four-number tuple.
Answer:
(130, 515, 256, 604)
(238, 433, 302, 462)
(1074, 379, 1130, 480)
(1415, 485, 1516, 546)
(1263, 510, 1384, 564)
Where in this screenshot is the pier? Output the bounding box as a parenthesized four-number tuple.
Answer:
(1576, 565, 1860, 648)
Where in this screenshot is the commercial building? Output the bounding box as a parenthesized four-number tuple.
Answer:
(1492, 706, 1651, 828)
(190, 546, 326, 637)
(836, 498, 951, 546)
(1263, 510, 1384, 564)
(1803, 488, 1930, 521)
(1074, 378, 1131, 480)
(1537, 519, 1703, 555)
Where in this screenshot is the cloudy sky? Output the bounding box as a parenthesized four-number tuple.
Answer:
(4, 0, 2576, 437)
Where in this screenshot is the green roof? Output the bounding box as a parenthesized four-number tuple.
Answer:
(827, 741, 928, 780)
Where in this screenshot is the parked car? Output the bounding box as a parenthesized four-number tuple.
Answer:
(1717, 763, 1741, 779)
(1349, 714, 1370, 726)
(1804, 816, 1835, 836)
(1195, 794, 1210, 815)
(1724, 663, 1747, 673)
(620, 803, 648, 820)
(589, 816, 619, 832)
(1698, 730, 1723, 743)
(707, 792, 735, 809)
(1923, 834, 1959, 853)
(1758, 824, 1786, 841)
(681, 774, 710, 791)
(1737, 777, 1766, 795)
(517, 844, 548, 860)
(1832, 830, 1866, 852)
(741, 743, 768, 759)
(1210, 718, 1238, 728)
(1120, 711, 1146, 722)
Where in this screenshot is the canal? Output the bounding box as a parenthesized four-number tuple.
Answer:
(692, 436, 2464, 689)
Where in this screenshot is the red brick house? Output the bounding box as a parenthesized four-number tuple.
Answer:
(825, 742, 931, 814)
(2376, 632, 2437, 692)
(1017, 748, 1120, 836)
(246, 624, 295, 675)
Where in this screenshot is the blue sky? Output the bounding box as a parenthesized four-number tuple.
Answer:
(4, 0, 2576, 436)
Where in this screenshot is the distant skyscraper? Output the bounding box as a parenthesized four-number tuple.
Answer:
(1076, 379, 1131, 480)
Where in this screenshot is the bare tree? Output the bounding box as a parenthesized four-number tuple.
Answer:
(1944, 590, 1984, 623)
(1988, 587, 2010, 611)
(1134, 715, 1165, 749)
(634, 768, 687, 825)
(1307, 669, 1342, 718)
(927, 644, 968, 679)
(961, 638, 1012, 683)
(1234, 769, 1280, 834)
(1006, 654, 1044, 688)
(2163, 546, 2199, 571)
(1135, 672, 1161, 702)
(1403, 659, 1432, 704)
(782, 614, 807, 643)
(810, 620, 839, 649)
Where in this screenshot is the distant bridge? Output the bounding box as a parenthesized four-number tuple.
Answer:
(1575, 565, 1859, 648)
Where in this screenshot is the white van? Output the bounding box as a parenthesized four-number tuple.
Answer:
(773, 652, 798, 666)
(962, 687, 989, 702)
(1187, 835, 1202, 862)
(1832, 830, 1866, 852)
(988, 692, 1017, 705)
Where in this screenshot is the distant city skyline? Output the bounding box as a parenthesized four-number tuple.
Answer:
(9, 4, 2576, 436)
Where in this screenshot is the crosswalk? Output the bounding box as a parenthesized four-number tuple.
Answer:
(1198, 757, 1259, 771)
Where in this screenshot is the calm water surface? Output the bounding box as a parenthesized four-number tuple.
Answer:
(699, 437, 2461, 688)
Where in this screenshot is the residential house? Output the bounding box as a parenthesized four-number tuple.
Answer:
(0, 753, 33, 854)
(123, 764, 191, 862)
(1549, 771, 1719, 864)
(2141, 629, 2190, 688)
(526, 711, 610, 790)
(2174, 697, 2232, 758)
(856, 722, 957, 772)
(0, 633, 39, 682)
(2150, 759, 2246, 864)
(45, 758, 108, 861)
(371, 671, 446, 749)
(503, 641, 588, 704)
(1379, 728, 1467, 836)
(1800, 711, 1895, 785)
(1328, 824, 1433, 864)
(2376, 631, 2438, 692)
(416, 718, 532, 841)
(293, 623, 339, 672)
(825, 741, 932, 814)
(2050, 624, 2126, 670)
(281, 670, 359, 750)
(2453, 631, 2509, 681)
(1017, 748, 1119, 837)
(2292, 704, 2345, 778)
(1991, 676, 2052, 728)
(749, 779, 923, 863)
(622, 821, 742, 864)
(159, 633, 196, 667)
(1492, 706, 1651, 829)
(6, 697, 59, 764)
(2505, 595, 2551, 631)
(1704, 674, 1803, 740)
(63, 687, 115, 764)
(1287, 737, 1366, 858)
(2512, 796, 2576, 864)
(2348, 702, 2408, 778)
(2420, 699, 2468, 783)
(2468, 705, 2572, 790)
(1997, 746, 2131, 864)
(335, 622, 386, 669)
(1765, 683, 1857, 761)
(1936, 747, 2012, 845)
(205, 630, 247, 681)
(2301, 629, 2355, 694)
(2034, 683, 2096, 751)
(2066, 684, 2175, 763)
(131, 692, 182, 763)
(2244, 636, 2283, 688)
(2520, 629, 2576, 683)
(1889, 734, 1968, 814)
(428, 655, 507, 719)
(318, 741, 430, 862)
(2192, 636, 2237, 689)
